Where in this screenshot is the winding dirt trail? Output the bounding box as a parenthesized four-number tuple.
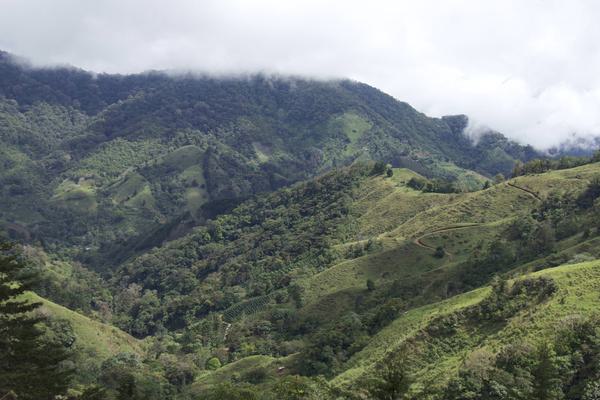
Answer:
(507, 182, 542, 201)
(413, 224, 480, 260)
(413, 181, 541, 258)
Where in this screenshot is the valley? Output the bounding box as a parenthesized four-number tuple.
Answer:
(2, 52, 600, 399)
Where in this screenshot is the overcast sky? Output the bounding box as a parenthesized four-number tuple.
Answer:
(1, 0, 599, 149)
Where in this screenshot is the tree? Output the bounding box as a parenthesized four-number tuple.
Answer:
(407, 177, 427, 191)
(532, 341, 562, 400)
(583, 381, 600, 400)
(367, 279, 376, 291)
(372, 161, 387, 176)
(512, 161, 524, 177)
(494, 173, 506, 184)
(434, 246, 445, 258)
(272, 375, 314, 400)
(288, 283, 305, 308)
(0, 242, 72, 400)
(205, 357, 221, 370)
(528, 223, 555, 256)
(79, 385, 108, 400)
(386, 167, 394, 177)
(577, 176, 600, 209)
(366, 353, 412, 400)
(199, 382, 258, 400)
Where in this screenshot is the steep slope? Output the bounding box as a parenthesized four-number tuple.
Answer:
(3, 152, 598, 398)
(120, 160, 600, 397)
(24, 292, 145, 388)
(30, 292, 144, 358)
(0, 51, 538, 265)
(332, 260, 600, 396)
(112, 160, 597, 326)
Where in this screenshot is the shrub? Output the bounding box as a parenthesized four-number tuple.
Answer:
(242, 367, 269, 384)
(205, 357, 221, 370)
(434, 246, 445, 258)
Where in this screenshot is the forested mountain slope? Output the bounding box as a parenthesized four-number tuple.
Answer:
(90, 158, 600, 398)
(178, 164, 600, 399)
(7, 50, 600, 399)
(5, 156, 600, 398)
(0, 51, 538, 264)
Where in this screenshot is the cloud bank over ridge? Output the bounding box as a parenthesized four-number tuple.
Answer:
(1, 0, 600, 149)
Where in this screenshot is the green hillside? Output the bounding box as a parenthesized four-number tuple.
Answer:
(0, 51, 538, 267)
(27, 291, 144, 362)
(187, 259, 600, 398)
(2, 290, 146, 397)
(65, 157, 591, 398)
(334, 260, 600, 390)
(4, 156, 600, 399)
(5, 50, 600, 399)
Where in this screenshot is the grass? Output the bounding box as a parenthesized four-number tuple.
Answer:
(26, 292, 144, 359)
(51, 179, 97, 214)
(189, 354, 301, 394)
(350, 172, 445, 237)
(509, 162, 600, 198)
(288, 163, 600, 391)
(106, 171, 157, 212)
(418, 221, 505, 263)
(332, 287, 489, 387)
(303, 170, 541, 310)
(293, 166, 595, 357)
(194, 355, 277, 386)
(181, 164, 209, 214)
(333, 260, 600, 392)
(329, 112, 372, 157)
(252, 141, 272, 163)
(74, 138, 166, 183)
(37, 159, 600, 392)
(109, 171, 147, 203)
(435, 161, 488, 191)
(383, 181, 538, 240)
(161, 145, 204, 171)
(185, 188, 206, 214)
(303, 240, 440, 305)
(180, 164, 207, 188)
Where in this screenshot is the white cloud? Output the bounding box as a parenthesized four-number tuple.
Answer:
(1, 0, 600, 148)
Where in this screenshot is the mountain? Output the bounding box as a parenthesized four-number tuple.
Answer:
(0, 51, 538, 266)
(116, 160, 600, 399)
(5, 146, 600, 398)
(52, 156, 598, 399)
(6, 50, 600, 399)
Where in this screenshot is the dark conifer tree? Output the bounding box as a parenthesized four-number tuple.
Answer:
(0, 242, 72, 400)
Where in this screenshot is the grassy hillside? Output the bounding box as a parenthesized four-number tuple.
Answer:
(3, 157, 600, 398)
(23, 292, 145, 390)
(6, 49, 600, 397)
(334, 260, 600, 391)
(28, 292, 143, 359)
(147, 160, 599, 398)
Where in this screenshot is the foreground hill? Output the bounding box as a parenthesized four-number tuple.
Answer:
(334, 260, 600, 391)
(3, 155, 600, 398)
(23, 292, 146, 393)
(6, 50, 600, 398)
(0, 50, 538, 264)
(84, 158, 598, 398)
(190, 260, 600, 399)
